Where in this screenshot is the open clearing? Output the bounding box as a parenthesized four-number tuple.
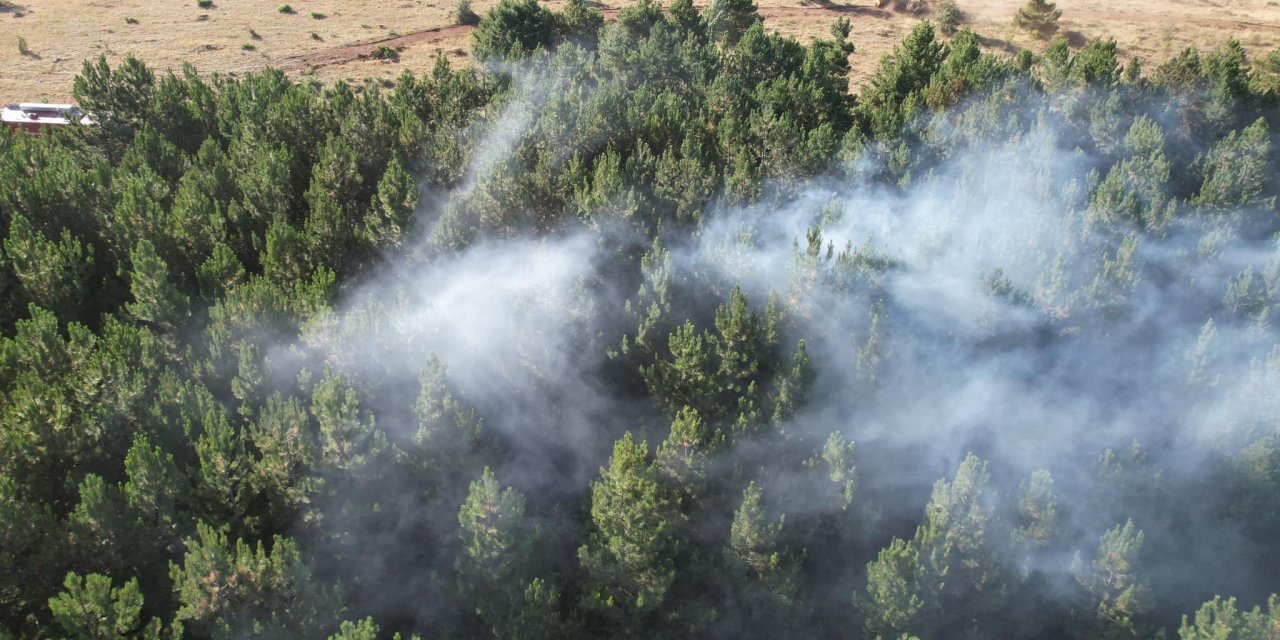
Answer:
(3, 0, 1279, 101)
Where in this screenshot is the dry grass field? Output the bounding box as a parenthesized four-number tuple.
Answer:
(3, 0, 1279, 102)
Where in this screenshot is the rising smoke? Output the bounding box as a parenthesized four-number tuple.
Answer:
(259, 50, 1280, 631)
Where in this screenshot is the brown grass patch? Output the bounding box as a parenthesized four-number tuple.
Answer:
(4, 0, 1280, 101)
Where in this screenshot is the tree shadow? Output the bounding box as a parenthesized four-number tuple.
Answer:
(796, 0, 893, 18)
(1, 1, 28, 16)
(975, 33, 1020, 55)
(826, 0, 929, 14)
(1061, 29, 1088, 48)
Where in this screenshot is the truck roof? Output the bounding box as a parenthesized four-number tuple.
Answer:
(2, 103, 92, 126)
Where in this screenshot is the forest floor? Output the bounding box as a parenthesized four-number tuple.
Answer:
(3, 0, 1279, 102)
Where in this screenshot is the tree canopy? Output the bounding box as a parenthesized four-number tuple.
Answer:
(2, 3, 1280, 638)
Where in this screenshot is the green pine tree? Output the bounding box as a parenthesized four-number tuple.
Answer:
(1013, 0, 1061, 36)
(578, 433, 678, 633)
(456, 467, 532, 634)
(125, 239, 189, 332)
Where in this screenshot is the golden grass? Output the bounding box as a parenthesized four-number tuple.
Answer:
(2, 0, 1278, 101)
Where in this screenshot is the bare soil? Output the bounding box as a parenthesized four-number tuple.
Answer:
(2, 0, 1278, 102)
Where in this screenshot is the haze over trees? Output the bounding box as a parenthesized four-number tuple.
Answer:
(3, 0, 1280, 638)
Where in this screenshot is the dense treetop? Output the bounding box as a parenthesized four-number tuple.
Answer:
(3, 0, 1280, 637)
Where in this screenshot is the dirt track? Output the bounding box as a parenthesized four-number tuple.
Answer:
(279, 23, 475, 72)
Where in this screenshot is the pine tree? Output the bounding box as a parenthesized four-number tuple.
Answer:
(456, 468, 532, 634)
(328, 618, 381, 640)
(935, 0, 962, 35)
(472, 0, 559, 59)
(3, 215, 97, 324)
(860, 454, 1007, 638)
(655, 406, 721, 493)
(499, 579, 566, 640)
(0, 474, 64, 630)
(714, 286, 762, 394)
(248, 394, 321, 529)
(1013, 0, 1061, 36)
(311, 372, 389, 473)
(856, 301, 890, 390)
(47, 572, 172, 640)
(261, 219, 312, 287)
(72, 54, 156, 148)
(191, 407, 253, 527)
(558, 0, 605, 42)
(169, 523, 341, 639)
(917, 454, 1007, 632)
(668, 0, 703, 36)
(1179, 595, 1280, 640)
(122, 435, 185, 532)
(231, 140, 297, 234)
(1070, 519, 1152, 639)
(303, 136, 365, 273)
(725, 482, 805, 635)
(1013, 470, 1060, 550)
(1194, 118, 1275, 211)
(578, 433, 678, 633)
(69, 473, 137, 575)
(810, 432, 858, 511)
(413, 355, 489, 485)
(858, 22, 944, 138)
(363, 155, 419, 251)
(704, 0, 759, 45)
(642, 321, 719, 419)
(860, 537, 929, 639)
(196, 244, 245, 301)
(125, 239, 189, 332)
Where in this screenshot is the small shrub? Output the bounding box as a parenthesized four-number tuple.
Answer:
(241, 42, 256, 50)
(277, 4, 293, 13)
(124, 16, 140, 24)
(249, 28, 261, 39)
(310, 11, 326, 18)
(935, 0, 961, 34)
(16, 35, 30, 56)
(310, 31, 322, 40)
(372, 44, 398, 60)
(455, 0, 480, 25)
(196, 0, 214, 8)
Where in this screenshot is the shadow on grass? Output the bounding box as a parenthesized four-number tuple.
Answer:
(796, 0, 893, 18)
(974, 33, 1022, 55)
